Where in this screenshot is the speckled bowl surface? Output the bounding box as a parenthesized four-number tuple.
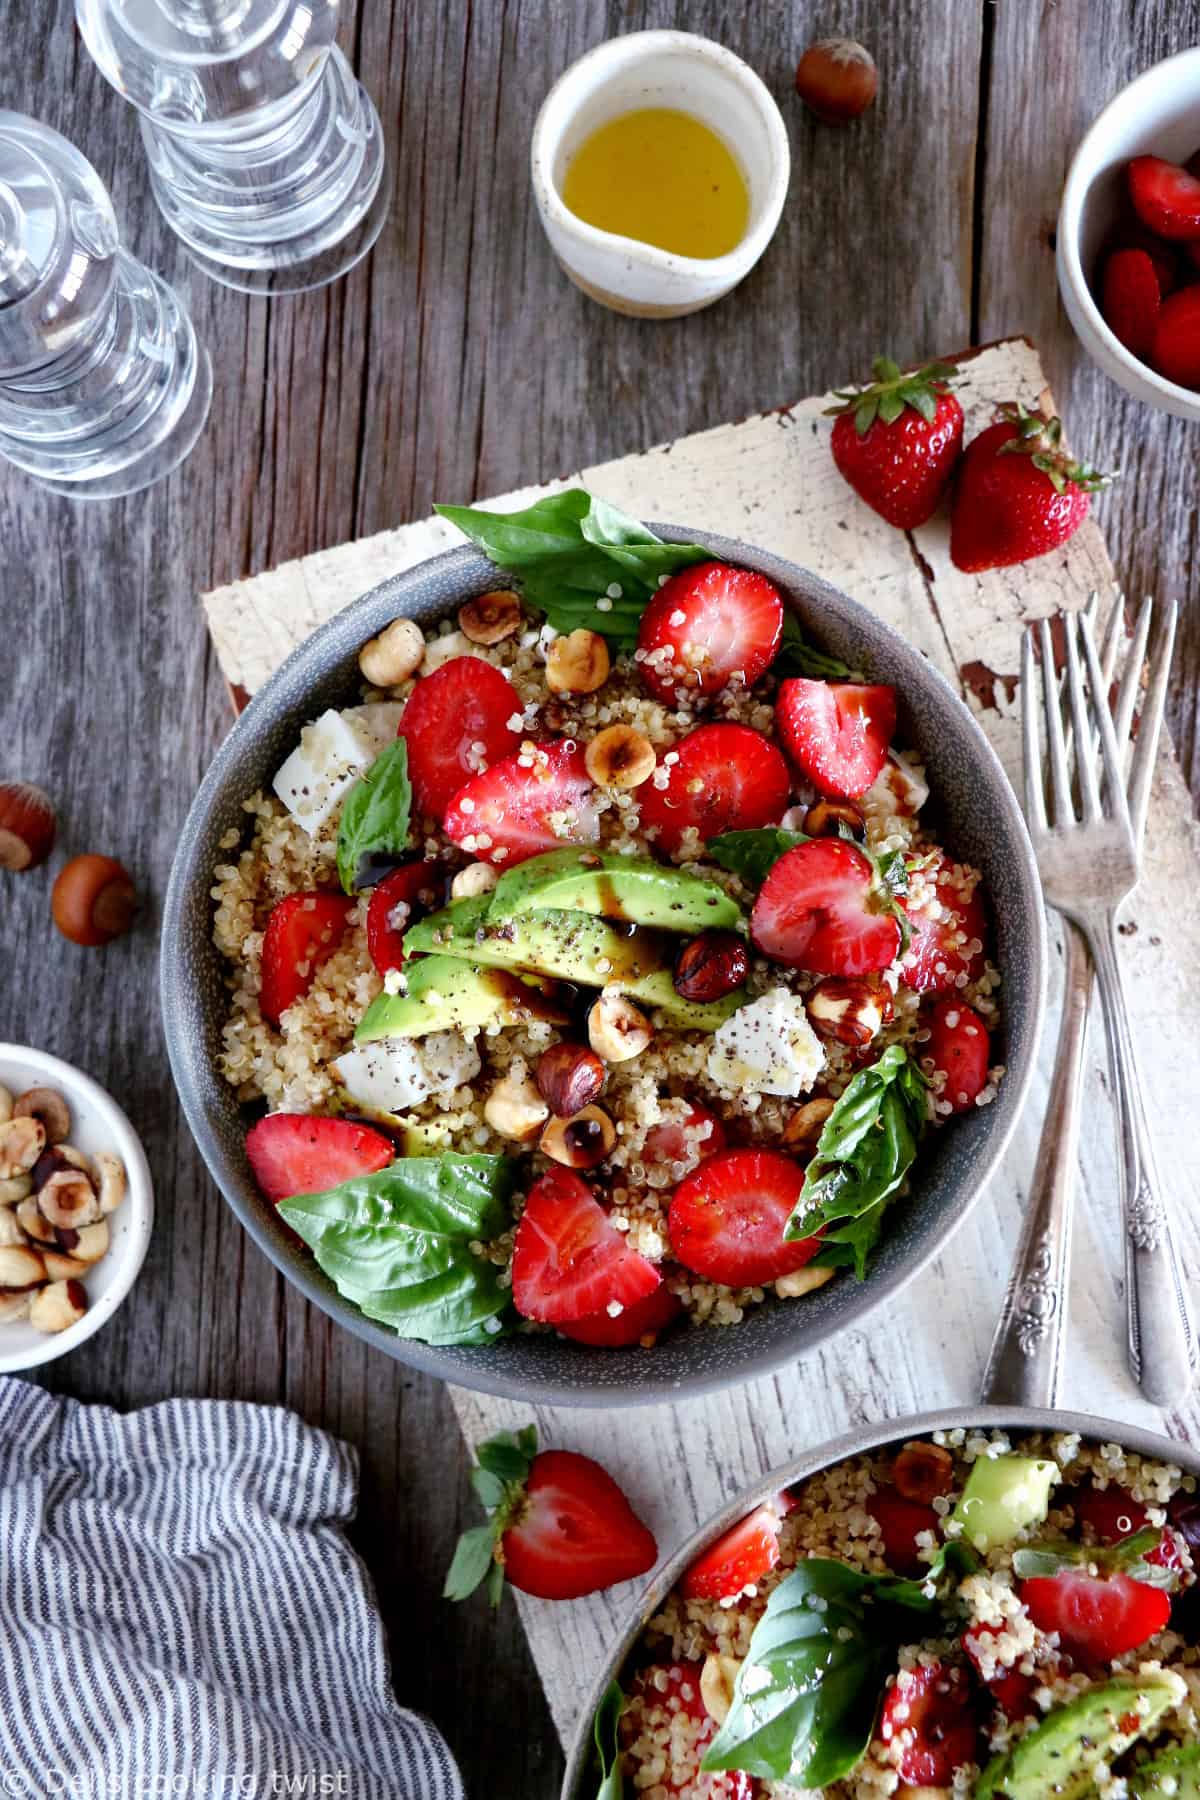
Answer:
(161, 528, 1046, 1406)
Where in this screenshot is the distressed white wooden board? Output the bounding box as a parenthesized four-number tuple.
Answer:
(202, 339, 1200, 1750)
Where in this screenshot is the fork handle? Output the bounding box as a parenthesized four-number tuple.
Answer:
(1084, 910, 1196, 1408)
(982, 920, 1090, 1408)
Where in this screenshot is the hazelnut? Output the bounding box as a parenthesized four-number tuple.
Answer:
(66, 1220, 110, 1266)
(0, 781, 56, 871)
(52, 854, 137, 946)
(0, 1208, 27, 1250)
(545, 628, 610, 695)
(0, 1085, 11, 1124)
(584, 726, 656, 790)
(892, 1440, 955, 1505)
(38, 1169, 100, 1230)
(0, 1293, 31, 1324)
(358, 617, 425, 687)
(588, 989, 653, 1062)
(673, 931, 749, 1004)
(539, 1105, 616, 1169)
(13, 1087, 70, 1145)
(93, 1152, 127, 1215)
(0, 1175, 32, 1206)
(775, 1265, 836, 1299)
(29, 1279, 87, 1335)
(17, 1197, 55, 1244)
(803, 798, 866, 840)
(43, 1249, 89, 1282)
(451, 862, 499, 900)
(483, 1072, 549, 1143)
(536, 1042, 605, 1118)
(700, 1653, 741, 1726)
(794, 37, 878, 125)
(806, 977, 892, 1047)
(0, 1244, 45, 1289)
(781, 1097, 835, 1153)
(458, 590, 522, 646)
(0, 1116, 45, 1179)
(32, 1144, 89, 1190)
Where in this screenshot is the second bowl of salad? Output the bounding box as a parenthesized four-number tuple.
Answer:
(162, 493, 1045, 1403)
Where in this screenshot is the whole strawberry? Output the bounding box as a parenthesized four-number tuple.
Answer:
(827, 355, 963, 529)
(949, 404, 1114, 573)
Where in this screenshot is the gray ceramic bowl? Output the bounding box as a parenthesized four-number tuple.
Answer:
(161, 527, 1046, 1406)
(561, 1403, 1200, 1798)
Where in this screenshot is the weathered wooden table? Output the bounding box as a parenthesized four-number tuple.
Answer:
(4, 7, 1199, 1795)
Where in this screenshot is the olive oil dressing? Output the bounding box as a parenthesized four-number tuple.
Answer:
(561, 107, 750, 259)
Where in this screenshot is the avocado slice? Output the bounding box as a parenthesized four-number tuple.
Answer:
(620, 966, 746, 1031)
(1130, 1741, 1200, 1798)
(354, 954, 568, 1042)
(404, 896, 668, 986)
(977, 1672, 1186, 1800)
(950, 1453, 1057, 1552)
(488, 848, 742, 932)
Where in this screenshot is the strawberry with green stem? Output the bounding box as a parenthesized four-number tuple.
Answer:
(950, 403, 1115, 573)
(827, 355, 964, 529)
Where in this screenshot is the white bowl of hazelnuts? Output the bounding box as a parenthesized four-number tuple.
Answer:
(0, 1045, 153, 1373)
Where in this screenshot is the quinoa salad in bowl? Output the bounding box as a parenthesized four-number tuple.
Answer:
(207, 491, 1007, 1359)
(577, 1422, 1200, 1800)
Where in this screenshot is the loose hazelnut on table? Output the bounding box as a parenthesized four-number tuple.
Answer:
(545, 628, 610, 695)
(0, 1116, 45, 1180)
(781, 1096, 835, 1153)
(584, 726, 656, 790)
(483, 1072, 549, 1143)
(588, 989, 653, 1062)
(806, 976, 892, 1047)
(30, 1279, 87, 1334)
(535, 1041, 605, 1118)
(539, 1104, 616, 1170)
(673, 931, 749, 1004)
(357, 617, 425, 687)
(794, 37, 878, 125)
(892, 1439, 955, 1505)
(458, 590, 522, 646)
(13, 1087, 70, 1145)
(52, 854, 137, 947)
(803, 797, 866, 839)
(0, 781, 57, 871)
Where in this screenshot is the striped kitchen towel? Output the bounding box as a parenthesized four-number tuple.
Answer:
(0, 1379, 463, 1800)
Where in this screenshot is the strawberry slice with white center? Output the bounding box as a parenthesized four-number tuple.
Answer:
(558, 1282, 684, 1348)
(750, 838, 902, 975)
(776, 677, 897, 799)
(1020, 1567, 1171, 1664)
(245, 1113, 394, 1203)
(667, 1148, 822, 1286)
(259, 890, 355, 1026)
(680, 1499, 785, 1600)
(636, 561, 785, 703)
(637, 723, 791, 854)
(511, 1167, 662, 1323)
(443, 738, 600, 867)
(398, 655, 524, 819)
(900, 856, 987, 993)
(924, 996, 991, 1112)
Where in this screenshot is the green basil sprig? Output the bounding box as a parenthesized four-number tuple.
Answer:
(784, 1045, 930, 1276)
(278, 1152, 517, 1345)
(1013, 1526, 1176, 1589)
(774, 610, 852, 679)
(591, 1680, 624, 1800)
(336, 738, 413, 895)
(706, 828, 809, 887)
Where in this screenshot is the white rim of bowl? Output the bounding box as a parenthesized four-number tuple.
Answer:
(530, 29, 791, 279)
(1059, 45, 1200, 408)
(0, 1044, 154, 1373)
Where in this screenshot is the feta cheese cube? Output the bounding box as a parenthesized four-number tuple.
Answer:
(706, 989, 826, 1098)
(273, 704, 408, 839)
(333, 1031, 481, 1114)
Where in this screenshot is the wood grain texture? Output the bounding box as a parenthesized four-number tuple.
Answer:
(2, 4, 1199, 1797)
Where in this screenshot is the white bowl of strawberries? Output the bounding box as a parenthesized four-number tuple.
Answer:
(1058, 46, 1200, 419)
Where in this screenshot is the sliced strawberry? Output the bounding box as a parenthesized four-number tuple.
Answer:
(245, 1113, 394, 1203)
(1072, 1481, 1150, 1545)
(511, 1167, 661, 1324)
(776, 678, 896, 800)
(443, 738, 599, 867)
(500, 1448, 658, 1600)
(557, 1282, 684, 1348)
(924, 997, 991, 1112)
(962, 1621, 1042, 1722)
(680, 1500, 783, 1601)
(636, 562, 784, 703)
(866, 1484, 940, 1576)
(1020, 1567, 1171, 1664)
(637, 723, 791, 854)
(643, 1105, 728, 1169)
(365, 860, 442, 975)
(623, 1664, 756, 1799)
(1106, 222, 1179, 296)
(899, 858, 987, 993)
(398, 656, 524, 819)
(750, 838, 902, 975)
(1101, 248, 1162, 358)
(667, 1149, 821, 1286)
(1127, 154, 1200, 241)
(1151, 286, 1200, 390)
(259, 891, 354, 1026)
(878, 1663, 977, 1784)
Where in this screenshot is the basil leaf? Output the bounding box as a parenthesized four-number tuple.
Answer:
(336, 739, 413, 895)
(435, 490, 710, 648)
(774, 611, 853, 680)
(442, 1524, 496, 1602)
(1013, 1527, 1172, 1587)
(707, 829, 808, 887)
(785, 1047, 929, 1274)
(278, 1153, 518, 1346)
(592, 1681, 625, 1800)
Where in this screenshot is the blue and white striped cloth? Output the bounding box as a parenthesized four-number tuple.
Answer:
(0, 1380, 463, 1800)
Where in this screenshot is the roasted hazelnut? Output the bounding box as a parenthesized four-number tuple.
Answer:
(781, 1097, 835, 1153)
(0, 781, 56, 871)
(545, 628, 610, 695)
(0, 1085, 11, 1125)
(458, 590, 522, 646)
(43, 1249, 89, 1282)
(794, 37, 878, 125)
(52, 854, 137, 947)
(0, 1116, 45, 1179)
(483, 1072, 549, 1143)
(803, 798, 866, 839)
(673, 931, 749, 1004)
(0, 1244, 45, 1289)
(540, 1105, 616, 1169)
(588, 989, 653, 1062)
(358, 617, 424, 687)
(0, 1293, 31, 1324)
(30, 1279, 87, 1334)
(0, 1175, 31, 1206)
(700, 1654, 741, 1727)
(536, 1042, 605, 1118)
(806, 977, 893, 1047)
(450, 861, 499, 900)
(31, 1143, 89, 1191)
(93, 1151, 127, 1215)
(17, 1197, 55, 1244)
(13, 1087, 70, 1145)
(892, 1440, 955, 1505)
(775, 1265, 836, 1299)
(0, 1208, 27, 1250)
(38, 1169, 100, 1230)
(584, 726, 656, 791)
(64, 1220, 109, 1266)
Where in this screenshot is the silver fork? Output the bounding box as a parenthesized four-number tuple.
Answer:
(985, 599, 1194, 1410)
